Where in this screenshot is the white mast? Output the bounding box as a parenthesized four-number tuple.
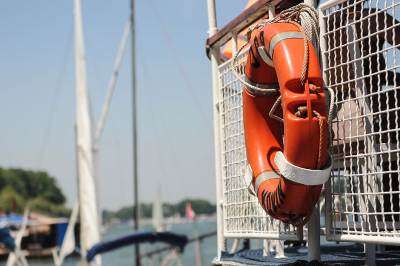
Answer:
(73, 0, 101, 264)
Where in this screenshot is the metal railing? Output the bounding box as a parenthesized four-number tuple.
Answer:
(320, 0, 400, 245)
(206, 0, 306, 257)
(208, 0, 400, 261)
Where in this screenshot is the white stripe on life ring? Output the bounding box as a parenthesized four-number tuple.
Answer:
(255, 171, 279, 195)
(257, 46, 274, 67)
(274, 151, 332, 186)
(267, 31, 304, 59)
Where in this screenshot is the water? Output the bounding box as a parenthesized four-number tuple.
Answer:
(26, 220, 217, 266)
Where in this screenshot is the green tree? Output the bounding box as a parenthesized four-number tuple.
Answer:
(0, 186, 25, 213)
(0, 167, 68, 217)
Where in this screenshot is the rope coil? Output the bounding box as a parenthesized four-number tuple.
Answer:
(232, 3, 320, 91)
(231, 3, 336, 126)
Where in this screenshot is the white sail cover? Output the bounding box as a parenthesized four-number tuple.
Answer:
(52, 203, 79, 266)
(6, 209, 29, 266)
(73, 0, 101, 264)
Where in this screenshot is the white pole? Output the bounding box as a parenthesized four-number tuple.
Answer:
(263, 240, 271, 257)
(275, 240, 286, 259)
(206, 0, 226, 258)
(303, 0, 321, 262)
(92, 21, 131, 226)
(94, 20, 131, 145)
(73, 0, 101, 264)
(207, 0, 217, 36)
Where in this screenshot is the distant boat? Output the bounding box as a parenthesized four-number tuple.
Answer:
(152, 191, 166, 232)
(185, 202, 195, 221)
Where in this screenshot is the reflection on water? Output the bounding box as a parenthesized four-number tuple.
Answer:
(25, 220, 217, 266)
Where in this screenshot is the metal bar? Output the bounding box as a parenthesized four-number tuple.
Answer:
(207, 0, 217, 37)
(319, 6, 334, 245)
(224, 233, 301, 240)
(327, 234, 400, 245)
(130, 0, 140, 265)
(207, 0, 226, 257)
(319, 0, 348, 10)
(349, 22, 378, 266)
(206, 0, 284, 52)
(275, 240, 286, 258)
(306, 0, 321, 261)
(308, 207, 321, 261)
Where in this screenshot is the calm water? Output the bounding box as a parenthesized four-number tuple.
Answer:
(26, 220, 217, 266)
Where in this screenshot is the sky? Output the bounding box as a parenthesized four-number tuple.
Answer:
(0, 0, 246, 211)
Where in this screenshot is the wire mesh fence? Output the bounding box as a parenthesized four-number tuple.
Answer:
(217, 51, 300, 240)
(320, 0, 400, 244)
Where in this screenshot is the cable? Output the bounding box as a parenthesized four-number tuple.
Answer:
(143, 0, 212, 131)
(37, 26, 73, 168)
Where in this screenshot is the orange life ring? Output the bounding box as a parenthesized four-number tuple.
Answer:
(243, 21, 331, 225)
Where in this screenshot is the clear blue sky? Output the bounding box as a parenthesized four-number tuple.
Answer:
(0, 0, 245, 210)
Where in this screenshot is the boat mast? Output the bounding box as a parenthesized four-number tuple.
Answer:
(130, 0, 140, 265)
(73, 0, 101, 264)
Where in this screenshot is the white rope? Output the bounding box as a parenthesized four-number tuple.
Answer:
(231, 44, 279, 95)
(326, 87, 335, 126)
(232, 3, 320, 93)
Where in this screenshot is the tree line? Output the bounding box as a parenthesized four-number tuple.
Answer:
(103, 198, 216, 223)
(0, 167, 216, 221)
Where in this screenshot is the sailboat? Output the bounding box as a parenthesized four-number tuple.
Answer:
(53, 0, 109, 264)
(152, 189, 166, 233)
(53, 0, 150, 264)
(73, 0, 101, 264)
(52, 1, 217, 265)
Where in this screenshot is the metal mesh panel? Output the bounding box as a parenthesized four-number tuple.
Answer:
(217, 51, 300, 240)
(320, 0, 400, 244)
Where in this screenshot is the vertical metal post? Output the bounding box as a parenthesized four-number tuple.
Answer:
(348, 22, 377, 266)
(263, 240, 271, 257)
(206, 0, 226, 258)
(268, 4, 275, 18)
(308, 206, 321, 261)
(130, 0, 140, 265)
(231, 33, 238, 57)
(275, 240, 286, 259)
(319, 6, 333, 241)
(304, 0, 321, 262)
(207, 0, 217, 36)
